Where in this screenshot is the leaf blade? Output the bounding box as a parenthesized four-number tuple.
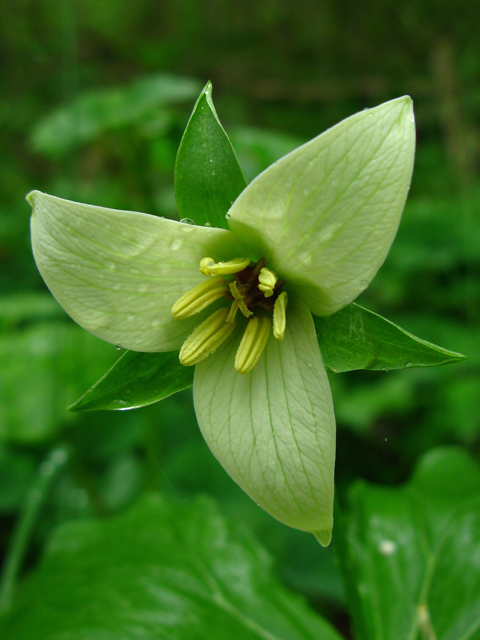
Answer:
(0, 494, 343, 640)
(334, 448, 480, 640)
(69, 349, 194, 411)
(314, 303, 466, 373)
(175, 81, 247, 230)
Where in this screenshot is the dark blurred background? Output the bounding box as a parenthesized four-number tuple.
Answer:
(1, 0, 479, 631)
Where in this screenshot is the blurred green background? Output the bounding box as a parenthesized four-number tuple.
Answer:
(1, 0, 479, 633)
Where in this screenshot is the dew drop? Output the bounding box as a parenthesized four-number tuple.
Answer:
(204, 222, 211, 227)
(127, 315, 134, 322)
(209, 158, 213, 163)
(169, 238, 182, 251)
(137, 284, 148, 293)
(405, 361, 412, 367)
(360, 279, 369, 289)
(212, 170, 216, 175)
(104, 260, 116, 270)
(225, 213, 231, 219)
(151, 320, 160, 327)
(115, 344, 122, 350)
(180, 218, 195, 225)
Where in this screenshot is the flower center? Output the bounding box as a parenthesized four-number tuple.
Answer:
(172, 257, 288, 374)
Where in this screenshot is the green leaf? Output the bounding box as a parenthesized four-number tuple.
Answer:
(31, 74, 201, 157)
(175, 81, 247, 230)
(314, 303, 466, 373)
(0, 494, 343, 640)
(70, 350, 194, 411)
(335, 447, 480, 640)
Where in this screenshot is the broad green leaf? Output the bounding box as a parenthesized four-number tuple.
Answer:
(70, 349, 194, 411)
(314, 303, 465, 373)
(228, 97, 415, 316)
(31, 74, 201, 157)
(0, 494, 343, 640)
(175, 81, 247, 229)
(194, 299, 336, 545)
(335, 448, 480, 640)
(29, 190, 240, 353)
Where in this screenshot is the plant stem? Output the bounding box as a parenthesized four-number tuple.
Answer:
(0, 445, 71, 614)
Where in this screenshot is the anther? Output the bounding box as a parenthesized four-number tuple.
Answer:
(179, 308, 236, 366)
(258, 267, 277, 297)
(200, 256, 251, 276)
(273, 291, 288, 341)
(171, 276, 228, 319)
(235, 315, 272, 374)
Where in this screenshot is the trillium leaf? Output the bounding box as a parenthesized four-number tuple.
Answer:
(194, 299, 336, 545)
(314, 302, 466, 373)
(0, 494, 343, 640)
(228, 97, 416, 316)
(175, 81, 247, 230)
(335, 448, 480, 640)
(69, 349, 193, 411)
(29, 190, 240, 352)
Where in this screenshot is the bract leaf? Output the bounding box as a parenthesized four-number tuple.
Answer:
(29, 190, 240, 352)
(228, 97, 415, 316)
(69, 349, 193, 411)
(194, 299, 336, 545)
(0, 494, 343, 640)
(335, 447, 480, 640)
(314, 303, 466, 373)
(175, 81, 247, 229)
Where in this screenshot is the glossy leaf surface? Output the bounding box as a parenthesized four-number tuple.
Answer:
(175, 82, 247, 229)
(0, 494, 343, 640)
(336, 448, 480, 640)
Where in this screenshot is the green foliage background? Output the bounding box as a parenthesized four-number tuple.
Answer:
(0, 1, 479, 637)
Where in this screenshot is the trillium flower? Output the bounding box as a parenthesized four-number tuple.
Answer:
(29, 96, 415, 546)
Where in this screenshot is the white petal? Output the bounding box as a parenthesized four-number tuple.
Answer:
(29, 191, 240, 351)
(193, 299, 336, 544)
(228, 97, 415, 315)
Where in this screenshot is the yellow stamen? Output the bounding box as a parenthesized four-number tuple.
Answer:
(179, 308, 236, 366)
(273, 291, 288, 341)
(200, 256, 251, 276)
(229, 281, 252, 318)
(258, 267, 277, 298)
(226, 300, 239, 323)
(235, 315, 272, 374)
(172, 276, 228, 319)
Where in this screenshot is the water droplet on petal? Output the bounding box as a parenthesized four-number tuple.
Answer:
(204, 222, 211, 227)
(169, 238, 182, 250)
(104, 260, 116, 270)
(115, 344, 122, 350)
(405, 361, 412, 367)
(360, 279, 369, 289)
(180, 218, 195, 225)
(225, 213, 231, 219)
(127, 315, 134, 322)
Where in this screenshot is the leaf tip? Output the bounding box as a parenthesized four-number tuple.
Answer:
(312, 527, 332, 547)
